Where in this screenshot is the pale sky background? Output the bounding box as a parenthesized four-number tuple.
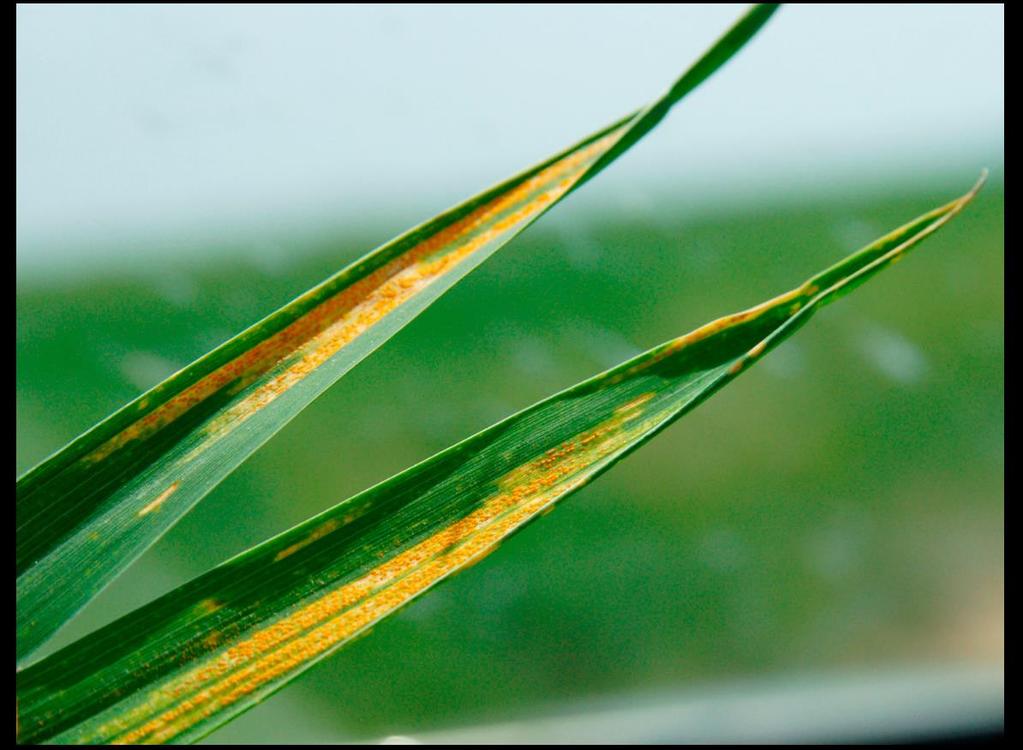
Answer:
(16, 4, 1003, 273)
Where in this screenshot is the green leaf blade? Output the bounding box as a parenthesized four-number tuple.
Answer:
(15, 3, 779, 664)
(16, 177, 980, 745)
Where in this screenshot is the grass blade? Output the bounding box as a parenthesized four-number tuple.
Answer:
(14, 4, 779, 663)
(15, 175, 982, 745)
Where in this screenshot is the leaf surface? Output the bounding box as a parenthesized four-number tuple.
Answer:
(15, 176, 983, 745)
(15, 4, 780, 663)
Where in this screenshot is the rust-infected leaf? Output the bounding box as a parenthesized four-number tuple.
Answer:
(16, 176, 982, 744)
(15, 4, 780, 664)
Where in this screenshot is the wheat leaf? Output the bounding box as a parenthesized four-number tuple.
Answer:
(15, 175, 983, 744)
(15, 4, 780, 664)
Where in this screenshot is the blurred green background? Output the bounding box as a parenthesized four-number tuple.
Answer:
(17, 4, 1002, 744)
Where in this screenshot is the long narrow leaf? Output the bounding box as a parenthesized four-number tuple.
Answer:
(15, 3, 780, 663)
(15, 176, 984, 745)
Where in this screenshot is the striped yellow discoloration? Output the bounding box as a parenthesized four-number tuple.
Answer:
(85, 401, 665, 744)
(672, 285, 805, 350)
(34, 174, 986, 745)
(461, 542, 502, 569)
(606, 284, 810, 386)
(82, 130, 625, 472)
(273, 519, 342, 562)
(614, 392, 656, 419)
(136, 483, 180, 518)
(187, 133, 624, 458)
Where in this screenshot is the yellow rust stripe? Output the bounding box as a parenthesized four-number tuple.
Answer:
(273, 519, 342, 562)
(136, 483, 180, 518)
(606, 284, 810, 386)
(83, 129, 626, 468)
(92, 403, 666, 744)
